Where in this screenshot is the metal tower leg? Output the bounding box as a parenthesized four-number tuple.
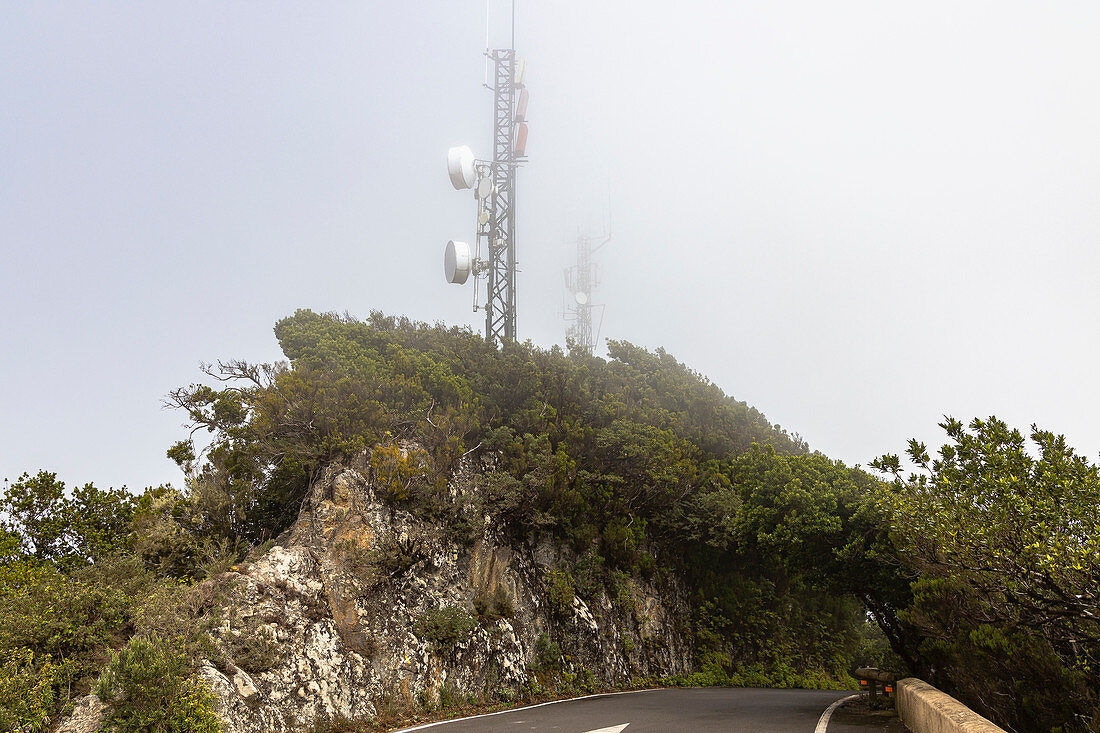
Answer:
(484, 49, 517, 346)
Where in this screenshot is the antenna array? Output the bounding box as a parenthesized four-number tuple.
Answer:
(564, 232, 609, 354)
(442, 15, 528, 347)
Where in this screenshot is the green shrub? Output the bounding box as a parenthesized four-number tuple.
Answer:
(438, 683, 462, 710)
(351, 535, 424, 587)
(473, 586, 514, 623)
(546, 569, 575, 618)
(600, 519, 639, 570)
(532, 633, 562, 673)
(96, 634, 221, 733)
(0, 648, 62, 733)
(0, 558, 145, 722)
(225, 615, 283, 674)
(369, 444, 430, 503)
(572, 550, 605, 602)
(414, 606, 476, 651)
(416, 687, 434, 713)
(0, 553, 225, 731)
(0, 471, 136, 572)
(609, 570, 634, 609)
(440, 495, 483, 547)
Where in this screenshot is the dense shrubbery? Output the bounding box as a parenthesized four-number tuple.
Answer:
(1, 471, 135, 572)
(0, 549, 226, 731)
(0, 473, 236, 730)
(3, 310, 1097, 732)
(873, 418, 1100, 732)
(162, 311, 891, 688)
(0, 648, 60, 732)
(96, 634, 221, 733)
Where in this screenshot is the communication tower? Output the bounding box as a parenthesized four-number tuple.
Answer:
(564, 232, 610, 354)
(442, 12, 529, 347)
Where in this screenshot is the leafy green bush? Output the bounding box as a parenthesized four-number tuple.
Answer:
(532, 633, 562, 673)
(224, 615, 283, 674)
(369, 444, 430, 502)
(473, 586, 515, 623)
(0, 471, 136, 571)
(414, 606, 476, 651)
(609, 570, 634, 610)
(875, 417, 1100, 731)
(0, 648, 64, 733)
(345, 535, 424, 588)
(438, 683, 462, 710)
(572, 549, 605, 602)
(0, 548, 227, 730)
(0, 561, 129, 699)
(545, 569, 575, 618)
(96, 634, 221, 733)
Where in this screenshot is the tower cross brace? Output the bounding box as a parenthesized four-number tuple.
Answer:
(565, 235, 595, 353)
(482, 49, 518, 346)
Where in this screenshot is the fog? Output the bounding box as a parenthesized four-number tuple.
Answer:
(2, 2, 1098, 491)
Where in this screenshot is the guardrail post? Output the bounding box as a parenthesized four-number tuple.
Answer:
(853, 667, 897, 708)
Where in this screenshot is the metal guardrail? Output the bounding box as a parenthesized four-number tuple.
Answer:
(853, 667, 898, 703)
(851, 670, 1009, 733)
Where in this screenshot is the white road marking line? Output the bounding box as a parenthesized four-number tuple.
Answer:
(391, 689, 655, 732)
(582, 725, 629, 733)
(814, 694, 860, 733)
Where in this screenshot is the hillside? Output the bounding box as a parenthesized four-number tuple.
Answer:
(2, 310, 1097, 732)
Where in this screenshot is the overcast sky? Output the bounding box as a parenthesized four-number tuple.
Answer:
(2, 1, 1098, 492)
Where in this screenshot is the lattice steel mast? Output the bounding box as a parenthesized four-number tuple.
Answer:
(442, 11, 528, 348)
(564, 231, 609, 354)
(483, 50, 519, 344)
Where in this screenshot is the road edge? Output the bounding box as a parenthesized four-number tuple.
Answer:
(815, 693, 861, 733)
(390, 688, 660, 732)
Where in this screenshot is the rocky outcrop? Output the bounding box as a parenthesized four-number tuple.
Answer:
(55, 695, 107, 733)
(196, 452, 693, 732)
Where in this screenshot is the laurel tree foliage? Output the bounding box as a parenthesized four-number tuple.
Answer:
(872, 417, 1100, 732)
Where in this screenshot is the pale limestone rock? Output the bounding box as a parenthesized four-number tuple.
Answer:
(197, 455, 693, 733)
(55, 694, 108, 733)
(571, 596, 600, 635)
(231, 666, 259, 700)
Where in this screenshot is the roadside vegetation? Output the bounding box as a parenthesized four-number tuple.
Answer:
(1, 309, 1096, 732)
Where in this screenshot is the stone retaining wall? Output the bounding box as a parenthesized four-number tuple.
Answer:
(896, 678, 1007, 733)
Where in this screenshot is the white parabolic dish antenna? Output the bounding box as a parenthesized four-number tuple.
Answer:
(444, 240, 472, 284)
(574, 291, 589, 305)
(447, 146, 476, 190)
(477, 175, 493, 200)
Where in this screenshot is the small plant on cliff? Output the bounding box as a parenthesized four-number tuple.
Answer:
(438, 683, 462, 711)
(414, 606, 476, 652)
(473, 586, 514, 623)
(223, 615, 283, 674)
(571, 549, 605, 602)
(545, 569, 575, 618)
(352, 535, 425, 588)
(369, 444, 429, 502)
(532, 633, 562, 673)
(95, 634, 221, 733)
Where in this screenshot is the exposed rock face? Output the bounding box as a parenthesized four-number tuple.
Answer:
(55, 694, 107, 733)
(201, 454, 694, 732)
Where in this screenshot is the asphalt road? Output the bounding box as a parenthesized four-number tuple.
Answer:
(394, 688, 906, 733)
